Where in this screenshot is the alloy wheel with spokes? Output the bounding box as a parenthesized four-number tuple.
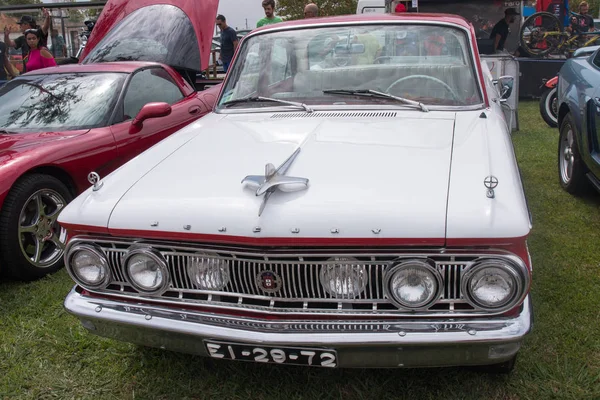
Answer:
(18, 189, 68, 268)
(0, 174, 73, 280)
(558, 114, 589, 194)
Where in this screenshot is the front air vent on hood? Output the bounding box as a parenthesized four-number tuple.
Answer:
(271, 111, 398, 119)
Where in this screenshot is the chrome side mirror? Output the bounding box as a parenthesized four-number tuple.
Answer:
(493, 76, 514, 100)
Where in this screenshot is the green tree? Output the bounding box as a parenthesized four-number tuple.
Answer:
(0, 0, 41, 5)
(276, 0, 358, 21)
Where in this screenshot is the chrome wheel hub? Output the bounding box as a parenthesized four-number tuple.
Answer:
(560, 128, 574, 184)
(18, 189, 67, 268)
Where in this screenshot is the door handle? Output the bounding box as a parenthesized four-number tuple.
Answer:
(188, 105, 202, 115)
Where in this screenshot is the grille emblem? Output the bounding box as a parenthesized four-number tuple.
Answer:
(242, 148, 309, 216)
(256, 270, 282, 293)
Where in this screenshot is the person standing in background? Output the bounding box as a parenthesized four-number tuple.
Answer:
(1, 39, 16, 85)
(304, 3, 319, 18)
(489, 7, 520, 53)
(23, 28, 56, 73)
(257, 0, 283, 28)
(50, 29, 66, 58)
(215, 15, 238, 73)
(3, 9, 51, 72)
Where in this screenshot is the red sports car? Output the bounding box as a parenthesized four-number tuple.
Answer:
(0, 0, 222, 280)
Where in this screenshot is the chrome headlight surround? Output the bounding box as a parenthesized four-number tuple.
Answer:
(65, 243, 111, 290)
(383, 259, 442, 310)
(122, 246, 170, 295)
(461, 258, 527, 312)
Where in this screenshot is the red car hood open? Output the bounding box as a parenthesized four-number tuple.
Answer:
(81, 0, 219, 72)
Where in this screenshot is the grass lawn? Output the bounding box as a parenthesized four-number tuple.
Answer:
(1, 101, 599, 400)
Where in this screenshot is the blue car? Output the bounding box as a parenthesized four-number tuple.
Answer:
(557, 45, 600, 194)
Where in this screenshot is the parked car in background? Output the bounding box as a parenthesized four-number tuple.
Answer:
(0, 0, 221, 281)
(60, 13, 531, 373)
(557, 45, 600, 194)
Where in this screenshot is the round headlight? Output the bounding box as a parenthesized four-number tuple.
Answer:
(319, 257, 368, 298)
(67, 244, 110, 289)
(123, 248, 169, 295)
(463, 260, 520, 310)
(187, 253, 230, 290)
(384, 260, 441, 309)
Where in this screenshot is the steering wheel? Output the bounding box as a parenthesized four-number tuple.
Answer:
(386, 75, 460, 102)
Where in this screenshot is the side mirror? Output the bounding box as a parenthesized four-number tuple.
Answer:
(132, 102, 172, 127)
(493, 76, 514, 100)
(334, 43, 365, 55)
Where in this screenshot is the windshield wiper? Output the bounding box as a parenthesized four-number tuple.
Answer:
(222, 96, 313, 113)
(0, 129, 16, 134)
(323, 89, 429, 112)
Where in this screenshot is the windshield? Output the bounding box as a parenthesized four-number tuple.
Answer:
(83, 4, 201, 72)
(218, 24, 482, 109)
(0, 73, 126, 133)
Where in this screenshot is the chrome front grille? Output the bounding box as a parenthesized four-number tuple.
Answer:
(72, 238, 502, 316)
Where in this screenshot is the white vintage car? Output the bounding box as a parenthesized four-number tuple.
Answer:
(59, 14, 532, 373)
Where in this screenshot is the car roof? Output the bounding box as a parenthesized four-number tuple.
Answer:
(253, 13, 474, 34)
(21, 61, 163, 76)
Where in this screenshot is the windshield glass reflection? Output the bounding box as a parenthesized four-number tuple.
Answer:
(219, 24, 482, 108)
(0, 73, 126, 132)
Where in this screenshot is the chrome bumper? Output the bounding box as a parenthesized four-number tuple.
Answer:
(64, 287, 533, 368)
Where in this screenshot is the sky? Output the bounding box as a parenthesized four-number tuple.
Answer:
(41, 0, 267, 32)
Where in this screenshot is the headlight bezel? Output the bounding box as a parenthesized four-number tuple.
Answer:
(65, 243, 111, 290)
(384, 259, 442, 310)
(122, 246, 170, 295)
(461, 259, 525, 312)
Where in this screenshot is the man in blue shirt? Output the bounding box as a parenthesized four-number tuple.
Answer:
(215, 15, 238, 73)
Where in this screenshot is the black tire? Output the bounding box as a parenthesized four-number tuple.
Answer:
(470, 355, 517, 374)
(0, 174, 73, 281)
(539, 87, 558, 128)
(558, 113, 590, 194)
(519, 12, 564, 57)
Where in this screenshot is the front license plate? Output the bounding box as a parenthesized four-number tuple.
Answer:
(204, 340, 338, 368)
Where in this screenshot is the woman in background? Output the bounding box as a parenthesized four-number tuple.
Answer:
(23, 29, 56, 72)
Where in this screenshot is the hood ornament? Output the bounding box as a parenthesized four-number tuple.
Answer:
(484, 175, 499, 198)
(88, 172, 103, 191)
(242, 148, 309, 216)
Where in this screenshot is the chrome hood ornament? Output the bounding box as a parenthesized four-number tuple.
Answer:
(242, 148, 309, 216)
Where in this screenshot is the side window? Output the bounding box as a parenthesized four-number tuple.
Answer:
(269, 38, 292, 85)
(593, 51, 600, 69)
(122, 68, 183, 120)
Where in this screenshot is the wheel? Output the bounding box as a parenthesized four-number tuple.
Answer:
(386, 75, 460, 102)
(519, 12, 565, 57)
(539, 86, 558, 127)
(558, 113, 589, 194)
(468, 355, 517, 374)
(0, 174, 73, 281)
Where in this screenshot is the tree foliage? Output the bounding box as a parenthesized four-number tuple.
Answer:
(0, 0, 41, 5)
(276, 0, 358, 21)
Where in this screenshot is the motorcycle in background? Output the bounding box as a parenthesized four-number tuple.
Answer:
(539, 76, 558, 127)
(58, 20, 95, 65)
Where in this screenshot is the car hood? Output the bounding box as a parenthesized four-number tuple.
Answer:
(61, 111, 460, 244)
(0, 130, 89, 153)
(81, 0, 219, 72)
